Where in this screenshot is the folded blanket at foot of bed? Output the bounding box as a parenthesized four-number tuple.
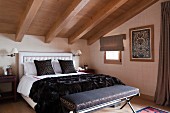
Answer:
(60, 85, 139, 113)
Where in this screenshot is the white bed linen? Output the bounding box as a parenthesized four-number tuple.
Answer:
(17, 72, 86, 97)
(22, 95, 36, 109)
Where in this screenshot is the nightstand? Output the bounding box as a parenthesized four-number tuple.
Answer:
(0, 75, 17, 101)
(79, 69, 95, 74)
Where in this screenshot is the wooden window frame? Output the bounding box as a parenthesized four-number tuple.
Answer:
(104, 51, 122, 64)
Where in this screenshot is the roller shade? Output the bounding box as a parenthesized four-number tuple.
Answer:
(100, 34, 126, 51)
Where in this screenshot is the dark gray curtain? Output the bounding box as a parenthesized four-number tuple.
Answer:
(155, 1, 170, 105)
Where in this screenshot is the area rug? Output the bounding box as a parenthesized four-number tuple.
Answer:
(136, 106, 169, 113)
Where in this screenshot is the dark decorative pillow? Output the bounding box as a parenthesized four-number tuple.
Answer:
(58, 60, 77, 74)
(34, 60, 55, 76)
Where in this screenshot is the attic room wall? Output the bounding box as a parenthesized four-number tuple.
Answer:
(0, 34, 90, 91)
(0, 33, 90, 75)
(89, 0, 166, 97)
(0, 33, 89, 74)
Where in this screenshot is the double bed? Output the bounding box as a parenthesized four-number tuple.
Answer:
(17, 52, 78, 108)
(17, 52, 139, 113)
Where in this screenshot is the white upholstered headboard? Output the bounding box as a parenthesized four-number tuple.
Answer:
(18, 52, 73, 79)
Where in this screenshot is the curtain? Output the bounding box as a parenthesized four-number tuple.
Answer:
(100, 34, 126, 51)
(155, 1, 170, 105)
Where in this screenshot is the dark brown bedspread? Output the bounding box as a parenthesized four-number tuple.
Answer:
(29, 74, 124, 113)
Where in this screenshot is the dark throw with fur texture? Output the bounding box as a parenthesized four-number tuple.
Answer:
(29, 74, 124, 113)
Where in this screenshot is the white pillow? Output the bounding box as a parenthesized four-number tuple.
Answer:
(24, 62, 37, 76)
(52, 62, 62, 74)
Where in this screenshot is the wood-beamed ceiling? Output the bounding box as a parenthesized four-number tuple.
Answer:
(0, 0, 159, 45)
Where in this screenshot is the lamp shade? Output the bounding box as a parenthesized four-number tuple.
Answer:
(76, 50, 82, 56)
(11, 48, 18, 54)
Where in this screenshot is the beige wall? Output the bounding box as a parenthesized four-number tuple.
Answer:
(0, 34, 90, 91)
(89, 0, 166, 96)
(0, 34, 90, 75)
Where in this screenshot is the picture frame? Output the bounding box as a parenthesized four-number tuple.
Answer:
(129, 25, 154, 62)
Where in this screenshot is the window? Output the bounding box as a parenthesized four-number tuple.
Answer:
(104, 51, 122, 64)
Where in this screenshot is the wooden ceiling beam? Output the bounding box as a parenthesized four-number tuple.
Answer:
(45, 0, 90, 43)
(15, 0, 43, 42)
(68, 0, 129, 44)
(87, 0, 159, 45)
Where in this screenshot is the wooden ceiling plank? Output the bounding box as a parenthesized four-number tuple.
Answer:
(15, 0, 43, 42)
(87, 0, 159, 45)
(68, 0, 129, 44)
(45, 0, 90, 43)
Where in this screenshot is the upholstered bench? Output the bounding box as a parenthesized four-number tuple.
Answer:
(60, 85, 140, 113)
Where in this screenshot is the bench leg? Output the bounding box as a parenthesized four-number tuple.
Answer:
(127, 101, 136, 113)
(120, 97, 136, 113)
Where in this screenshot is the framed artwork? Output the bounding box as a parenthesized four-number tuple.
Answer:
(129, 25, 154, 62)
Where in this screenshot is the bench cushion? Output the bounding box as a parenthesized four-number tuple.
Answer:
(60, 85, 139, 111)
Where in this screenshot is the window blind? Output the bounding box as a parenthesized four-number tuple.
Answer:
(100, 34, 126, 51)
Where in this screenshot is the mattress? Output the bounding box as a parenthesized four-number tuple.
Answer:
(17, 72, 86, 97)
(21, 95, 36, 109)
(17, 72, 86, 108)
